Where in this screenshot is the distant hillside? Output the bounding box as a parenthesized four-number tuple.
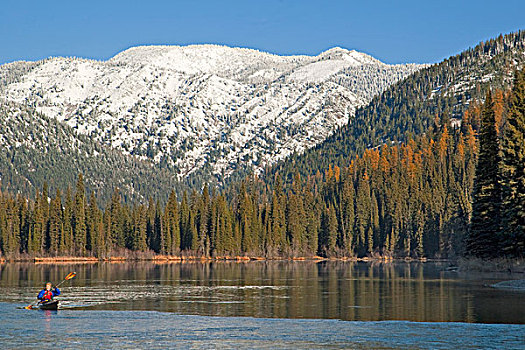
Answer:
(0, 100, 183, 204)
(271, 31, 525, 183)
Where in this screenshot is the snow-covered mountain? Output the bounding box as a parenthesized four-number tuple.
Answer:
(0, 99, 182, 203)
(1, 45, 423, 183)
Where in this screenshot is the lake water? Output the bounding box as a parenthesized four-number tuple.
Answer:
(0, 261, 524, 349)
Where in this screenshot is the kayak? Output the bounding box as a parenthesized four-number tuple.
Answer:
(38, 300, 59, 310)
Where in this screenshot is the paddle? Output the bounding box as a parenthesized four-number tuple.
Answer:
(55, 272, 77, 288)
(24, 272, 77, 310)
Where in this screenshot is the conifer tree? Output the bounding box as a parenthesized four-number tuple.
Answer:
(196, 185, 210, 255)
(61, 187, 74, 254)
(270, 176, 286, 255)
(73, 174, 87, 254)
(48, 189, 63, 254)
(286, 175, 306, 255)
(355, 172, 371, 255)
(369, 192, 379, 254)
(87, 191, 103, 256)
(238, 184, 255, 253)
(41, 183, 50, 252)
(30, 187, 47, 254)
(215, 195, 233, 254)
(340, 176, 355, 254)
(467, 92, 502, 258)
(145, 198, 157, 251)
(325, 205, 338, 255)
(501, 67, 525, 257)
(0, 195, 7, 255)
(303, 184, 319, 256)
(132, 205, 147, 252)
(17, 195, 29, 254)
(6, 199, 21, 255)
(109, 188, 123, 250)
(320, 204, 338, 256)
(153, 200, 163, 252)
(102, 208, 112, 255)
(164, 191, 180, 254)
(188, 191, 199, 251)
(188, 209, 198, 251)
(161, 207, 171, 254)
(179, 192, 190, 251)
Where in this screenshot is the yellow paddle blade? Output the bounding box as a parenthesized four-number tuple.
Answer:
(24, 305, 33, 310)
(65, 272, 77, 280)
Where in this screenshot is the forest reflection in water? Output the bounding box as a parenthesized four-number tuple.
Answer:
(0, 261, 523, 324)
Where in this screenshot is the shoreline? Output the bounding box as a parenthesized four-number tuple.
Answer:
(0, 255, 430, 264)
(458, 257, 525, 273)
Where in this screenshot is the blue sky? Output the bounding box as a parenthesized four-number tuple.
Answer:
(1, 0, 523, 65)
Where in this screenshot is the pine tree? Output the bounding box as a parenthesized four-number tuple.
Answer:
(5, 199, 21, 255)
(87, 191, 103, 256)
(73, 174, 87, 254)
(303, 184, 319, 256)
(369, 192, 379, 254)
(467, 92, 502, 258)
(179, 192, 190, 251)
(0, 195, 7, 255)
(286, 175, 306, 255)
(188, 209, 198, 251)
(48, 189, 63, 255)
(213, 195, 233, 255)
(269, 176, 286, 255)
(355, 172, 371, 256)
(145, 198, 157, 252)
(196, 185, 210, 255)
(132, 205, 147, 252)
(102, 208, 112, 255)
(30, 186, 48, 254)
(61, 187, 74, 254)
(340, 176, 355, 255)
(164, 191, 180, 254)
(17, 194, 30, 254)
(501, 67, 525, 257)
(320, 204, 338, 256)
(238, 184, 255, 254)
(121, 205, 133, 250)
(109, 188, 123, 250)
(154, 200, 163, 252)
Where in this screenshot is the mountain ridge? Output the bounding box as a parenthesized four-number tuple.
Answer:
(1, 44, 422, 194)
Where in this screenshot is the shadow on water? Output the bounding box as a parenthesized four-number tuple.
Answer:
(1, 261, 524, 323)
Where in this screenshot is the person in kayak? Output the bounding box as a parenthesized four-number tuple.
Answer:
(38, 282, 60, 302)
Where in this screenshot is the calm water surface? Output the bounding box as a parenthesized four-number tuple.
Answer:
(0, 261, 523, 349)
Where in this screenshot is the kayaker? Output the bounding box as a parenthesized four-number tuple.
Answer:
(38, 282, 60, 302)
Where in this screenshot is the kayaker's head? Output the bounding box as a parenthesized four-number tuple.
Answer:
(44, 282, 52, 291)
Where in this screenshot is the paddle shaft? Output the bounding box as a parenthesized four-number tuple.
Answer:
(55, 278, 69, 288)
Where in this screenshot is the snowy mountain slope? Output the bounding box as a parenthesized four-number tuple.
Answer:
(0, 99, 182, 203)
(1, 45, 423, 183)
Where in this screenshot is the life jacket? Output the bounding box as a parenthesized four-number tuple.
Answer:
(42, 289, 53, 301)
